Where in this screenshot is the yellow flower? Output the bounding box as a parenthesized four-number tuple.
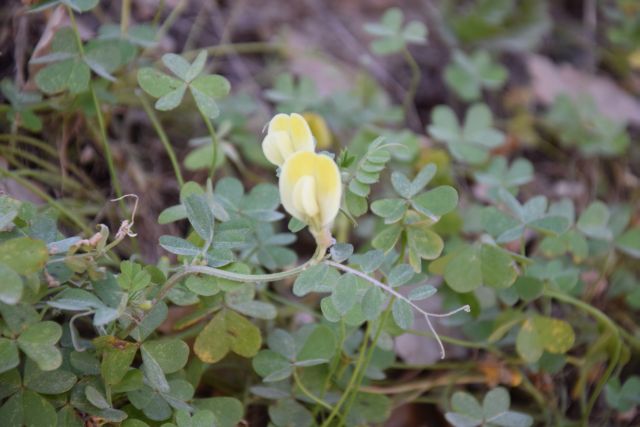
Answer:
(262, 113, 314, 166)
(279, 151, 342, 241)
(302, 112, 333, 150)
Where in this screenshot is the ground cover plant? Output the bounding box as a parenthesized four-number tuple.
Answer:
(0, 0, 639, 426)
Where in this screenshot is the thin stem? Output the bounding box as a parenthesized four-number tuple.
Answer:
(155, 244, 324, 302)
(293, 369, 334, 413)
(65, 5, 85, 55)
(321, 322, 372, 427)
(543, 289, 622, 425)
(120, 0, 131, 34)
(342, 301, 393, 420)
(401, 47, 421, 120)
(90, 83, 125, 213)
(137, 92, 184, 187)
(197, 108, 219, 180)
(324, 260, 471, 359)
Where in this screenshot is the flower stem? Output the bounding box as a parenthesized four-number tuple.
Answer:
(543, 289, 622, 425)
(138, 92, 184, 187)
(324, 260, 470, 359)
(197, 108, 220, 181)
(401, 46, 421, 119)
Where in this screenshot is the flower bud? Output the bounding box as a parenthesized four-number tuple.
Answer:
(262, 113, 314, 166)
(279, 151, 342, 238)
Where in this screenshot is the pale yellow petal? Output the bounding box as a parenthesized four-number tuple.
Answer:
(313, 154, 342, 226)
(292, 175, 319, 218)
(289, 113, 314, 151)
(262, 133, 285, 166)
(268, 113, 291, 134)
(279, 151, 341, 228)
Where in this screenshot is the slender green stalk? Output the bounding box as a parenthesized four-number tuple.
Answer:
(0, 168, 90, 233)
(293, 369, 334, 413)
(342, 302, 393, 420)
(65, 5, 85, 55)
(401, 47, 421, 119)
(543, 289, 622, 425)
(197, 108, 220, 180)
(138, 93, 185, 187)
(66, 5, 125, 214)
(321, 322, 372, 427)
(90, 84, 125, 212)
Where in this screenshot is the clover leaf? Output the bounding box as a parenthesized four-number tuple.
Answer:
(482, 189, 570, 243)
(445, 387, 533, 427)
(444, 50, 507, 101)
(474, 156, 533, 200)
(0, 79, 42, 131)
(32, 27, 133, 95)
(30, 0, 99, 13)
(364, 8, 427, 55)
(137, 50, 230, 118)
(264, 73, 321, 112)
(427, 103, 505, 164)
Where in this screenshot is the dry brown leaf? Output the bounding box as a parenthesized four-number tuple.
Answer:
(526, 54, 640, 125)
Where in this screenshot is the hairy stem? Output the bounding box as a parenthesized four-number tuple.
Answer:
(324, 260, 470, 359)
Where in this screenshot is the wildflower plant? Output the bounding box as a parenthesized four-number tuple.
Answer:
(1, 3, 640, 427)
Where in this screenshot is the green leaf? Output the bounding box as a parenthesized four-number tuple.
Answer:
(331, 274, 359, 315)
(408, 285, 437, 301)
(391, 172, 412, 198)
(296, 324, 336, 363)
(0, 264, 22, 305)
(186, 51, 208, 82)
(0, 390, 57, 427)
(577, 201, 611, 240)
(516, 316, 575, 363)
(193, 397, 244, 427)
(141, 346, 170, 392)
(330, 243, 353, 263)
(229, 300, 277, 320)
(293, 264, 340, 296)
(489, 411, 533, 427)
(444, 244, 517, 293)
(162, 53, 191, 80)
(185, 275, 220, 296)
(451, 391, 483, 419)
(252, 350, 292, 382)
(117, 261, 151, 292)
(483, 387, 510, 419)
(387, 264, 415, 288)
(99, 337, 138, 385)
(85, 385, 110, 409)
(194, 310, 262, 363)
(17, 321, 62, 371)
(142, 339, 189, 374)
(269, 398, 313, 427)
(406, 226, 444, 271)
(155, 84, 186, 111)
(159, 235, 201, 256)
(0, 237, 49, 275)
(373, 223, 403, 252)
(392, 299, 413, 329)
(616, 228, 640, 258)
(411, 186, 458, 219)
(35, 58, 90, 94)
(23, 359, 76, 394)
(185, 194, 215, 246)
(350, 249, 384, 273)
(362, 287, 385, 320)
(428, 104, 505, 165)
(371, 198, 407, 223)
(0, 339, 19, 374)
(137, 67, 182, 98)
